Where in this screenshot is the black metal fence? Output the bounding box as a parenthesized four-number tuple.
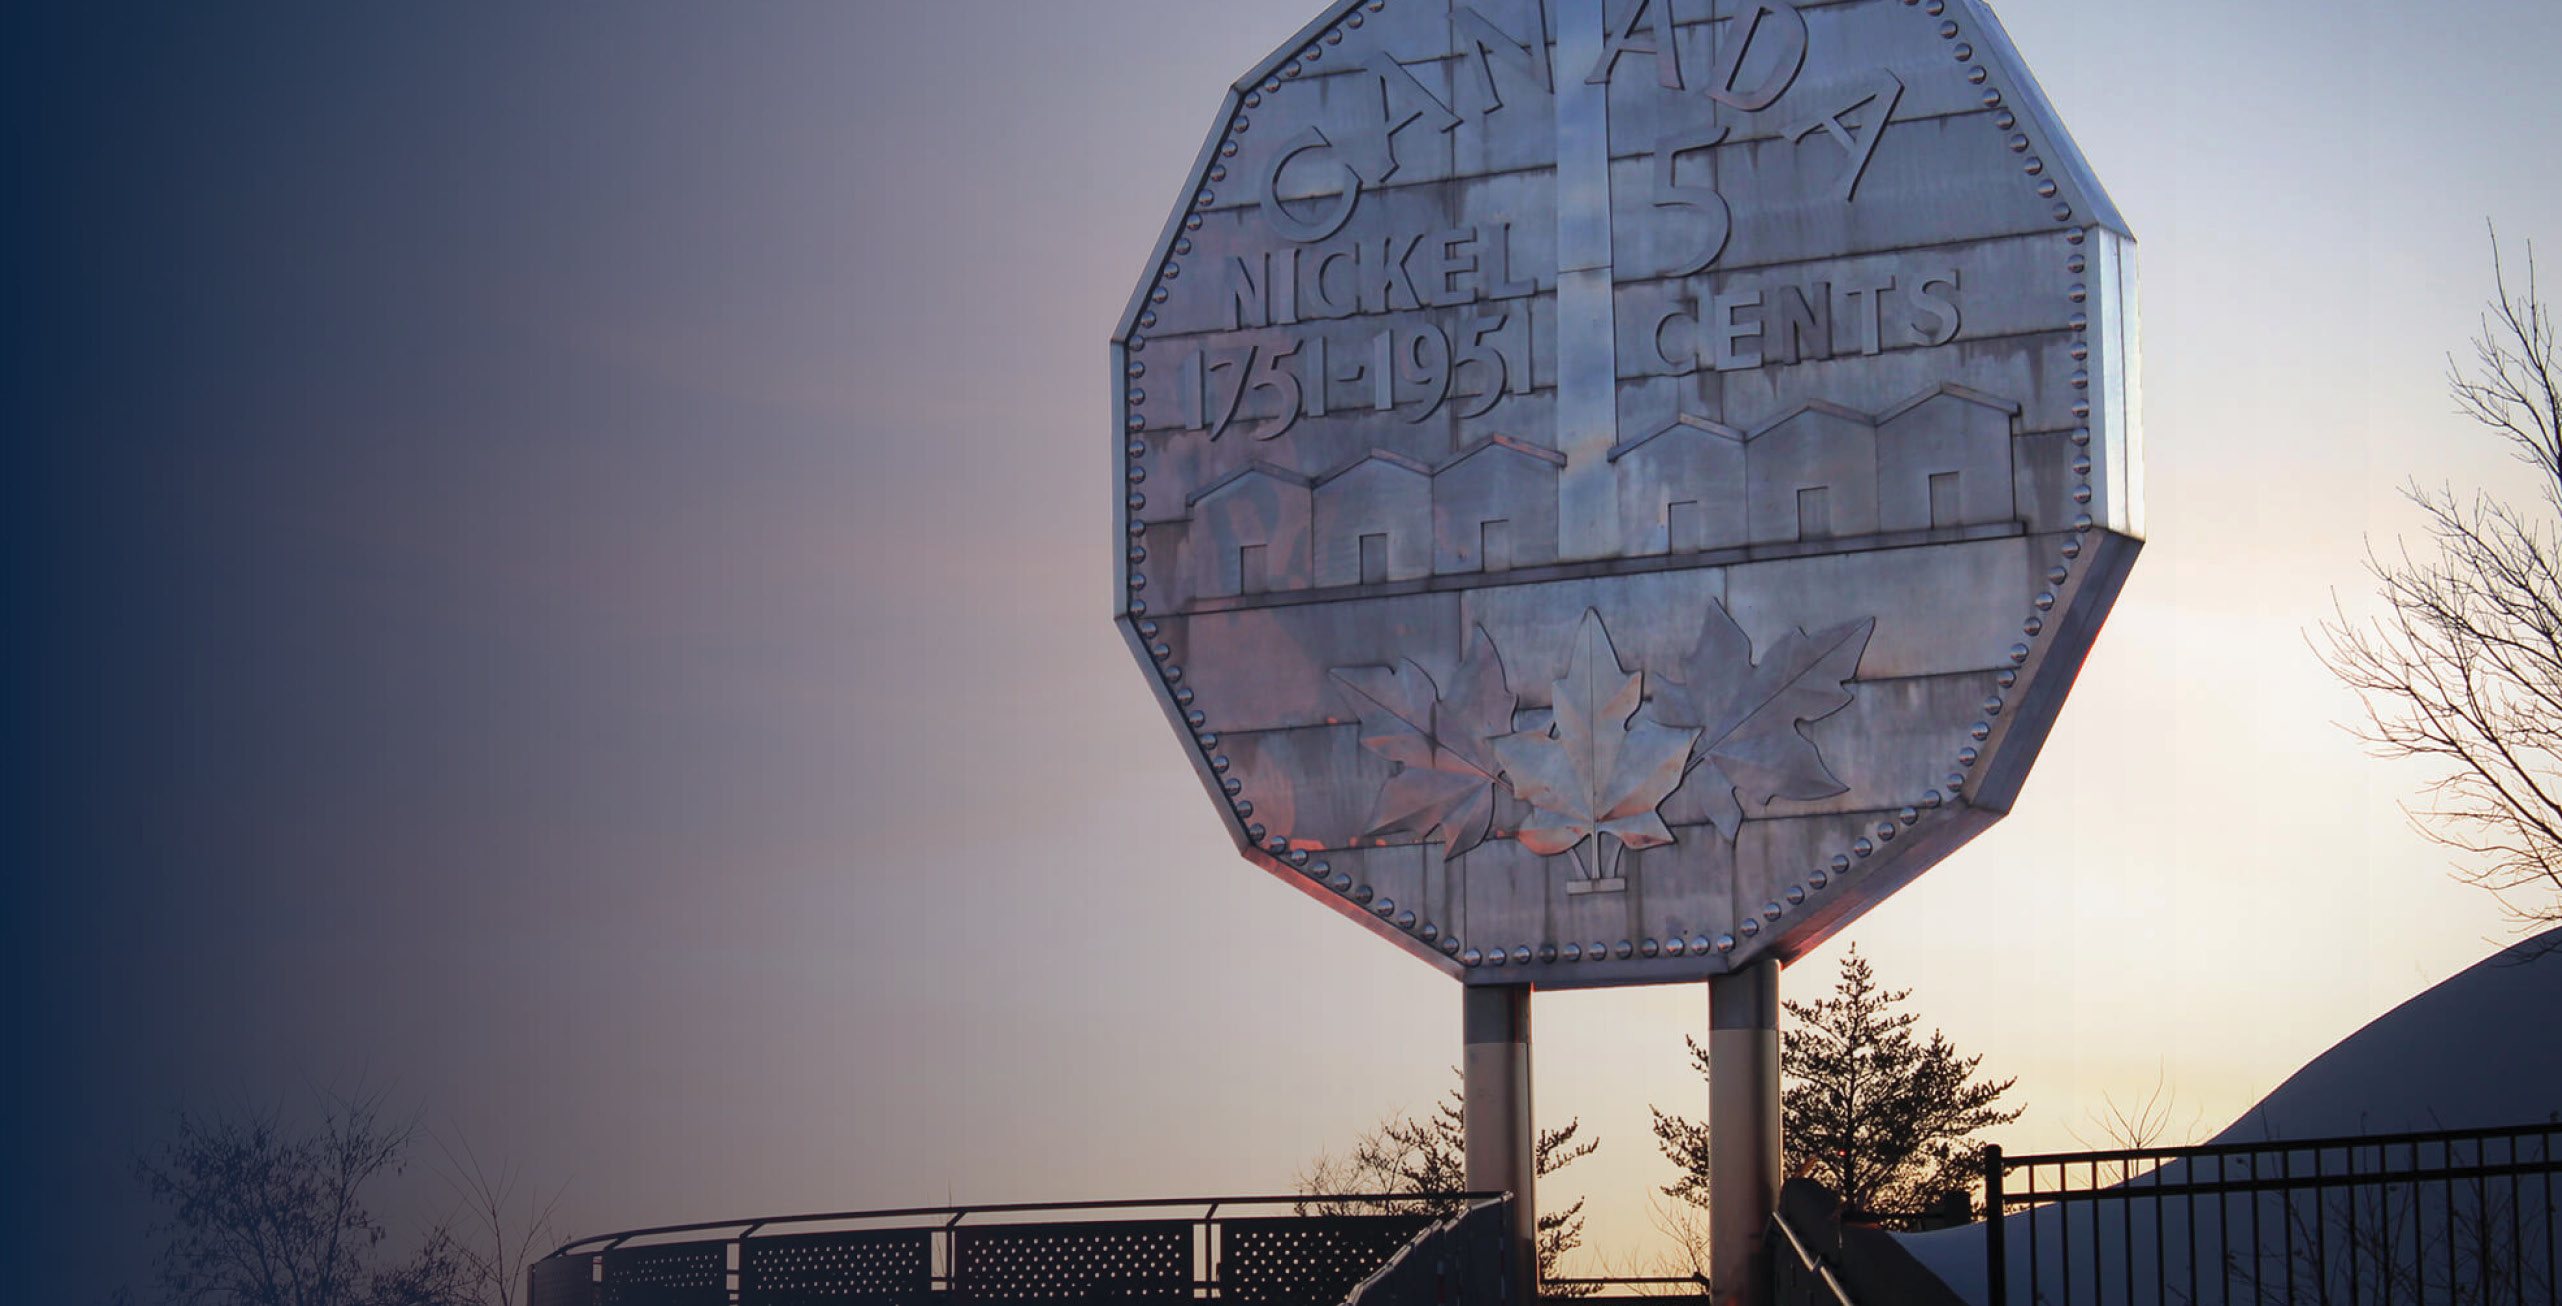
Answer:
(1984, 1121, 2561, 1306)
(531, 1193, 1503, 1306)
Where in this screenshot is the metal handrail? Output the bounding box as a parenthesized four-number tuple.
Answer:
(1992, 1118, 2561, 1173)
(540, 1192, 1516, 1306)
(1772, 1205, 1856, 1306)
(541, 1189, 1506, 1260)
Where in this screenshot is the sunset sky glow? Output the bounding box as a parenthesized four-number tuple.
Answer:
(8, 2, 2562, 1297)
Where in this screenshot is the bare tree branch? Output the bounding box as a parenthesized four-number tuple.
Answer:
(136, 1086, 468, 1306)
(2318, 232, 2562, 930)
(1292, 1070, 1599, 1292)
(431, 1132, 564, 1306)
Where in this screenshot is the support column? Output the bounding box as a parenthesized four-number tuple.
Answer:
(1463, 983, 1537, 1303)
(1708, 959, 1781, 1306)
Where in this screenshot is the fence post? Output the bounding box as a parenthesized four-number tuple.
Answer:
(1985, 1144, 2006, 1306)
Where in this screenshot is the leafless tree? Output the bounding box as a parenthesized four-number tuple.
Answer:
(1293, 1071, 1600, 1293)
(135, 1087, 468, 1306)
(2064, 1063, 2206, 1180)
(431, 1133, 564, 1306)
(1631, 1189, 1717, 1293)
(2221, 1163, 2553, 1306)
(2319, 233, 2562, 930)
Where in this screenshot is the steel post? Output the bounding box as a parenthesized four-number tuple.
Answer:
(1983, 1144, 2007, 1306)
(1464, 983, 1537, 1303)
(1709, 959, 1781, 1306)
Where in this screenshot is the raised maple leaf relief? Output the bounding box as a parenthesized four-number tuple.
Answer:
(1329, 626, 1518, 858)
(1656, 602, 1875, 842)
(1492, 610, 1699, 886)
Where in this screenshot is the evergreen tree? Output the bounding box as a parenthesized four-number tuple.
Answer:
(1652, 945, 2021, 1220)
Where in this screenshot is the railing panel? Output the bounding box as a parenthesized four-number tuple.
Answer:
(954, 1219, 1194, 1304)
(742, 1227, 934, 1306)
(530, 1254, 598, 1306)
(602, 1240, 730, 1306)
(1341, 1200, 1510, 1306)
(538, 1193, 1498, 1306)
(1221, 1214, 1433, 1305)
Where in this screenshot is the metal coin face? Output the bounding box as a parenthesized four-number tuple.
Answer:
(1115, 0, 2139, 987)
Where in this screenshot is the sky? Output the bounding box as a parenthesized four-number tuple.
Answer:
(6, 1, 2560, 1298)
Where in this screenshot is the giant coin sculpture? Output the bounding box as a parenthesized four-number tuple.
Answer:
(1115, 0, 2137, 987)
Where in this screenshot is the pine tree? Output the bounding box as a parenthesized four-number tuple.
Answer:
(1652, 944, 2022, 1221)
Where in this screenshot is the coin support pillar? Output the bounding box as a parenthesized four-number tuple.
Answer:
(1709, 959, 1782, 1306)
(1463, 983, 1537, 1302)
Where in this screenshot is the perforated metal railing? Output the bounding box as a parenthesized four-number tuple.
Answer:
(530, 1193, 1506, 1306)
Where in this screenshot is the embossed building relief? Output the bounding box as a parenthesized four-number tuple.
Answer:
(1115, 0, 2142, 986)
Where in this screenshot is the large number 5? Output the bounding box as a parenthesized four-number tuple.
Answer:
(1246, 341, 1304, 441)
(1653, 123, 1733, 278)
(1454, 313, 1511, 419)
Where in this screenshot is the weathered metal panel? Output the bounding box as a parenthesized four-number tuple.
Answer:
(1119, 0, 2140, 984)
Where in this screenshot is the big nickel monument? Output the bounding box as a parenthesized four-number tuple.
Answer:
(1113, 1, 2136, 1298)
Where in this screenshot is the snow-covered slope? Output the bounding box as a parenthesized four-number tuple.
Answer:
(1899, 926, 2562, 1303)
(2206, 928, 2562, 1143)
